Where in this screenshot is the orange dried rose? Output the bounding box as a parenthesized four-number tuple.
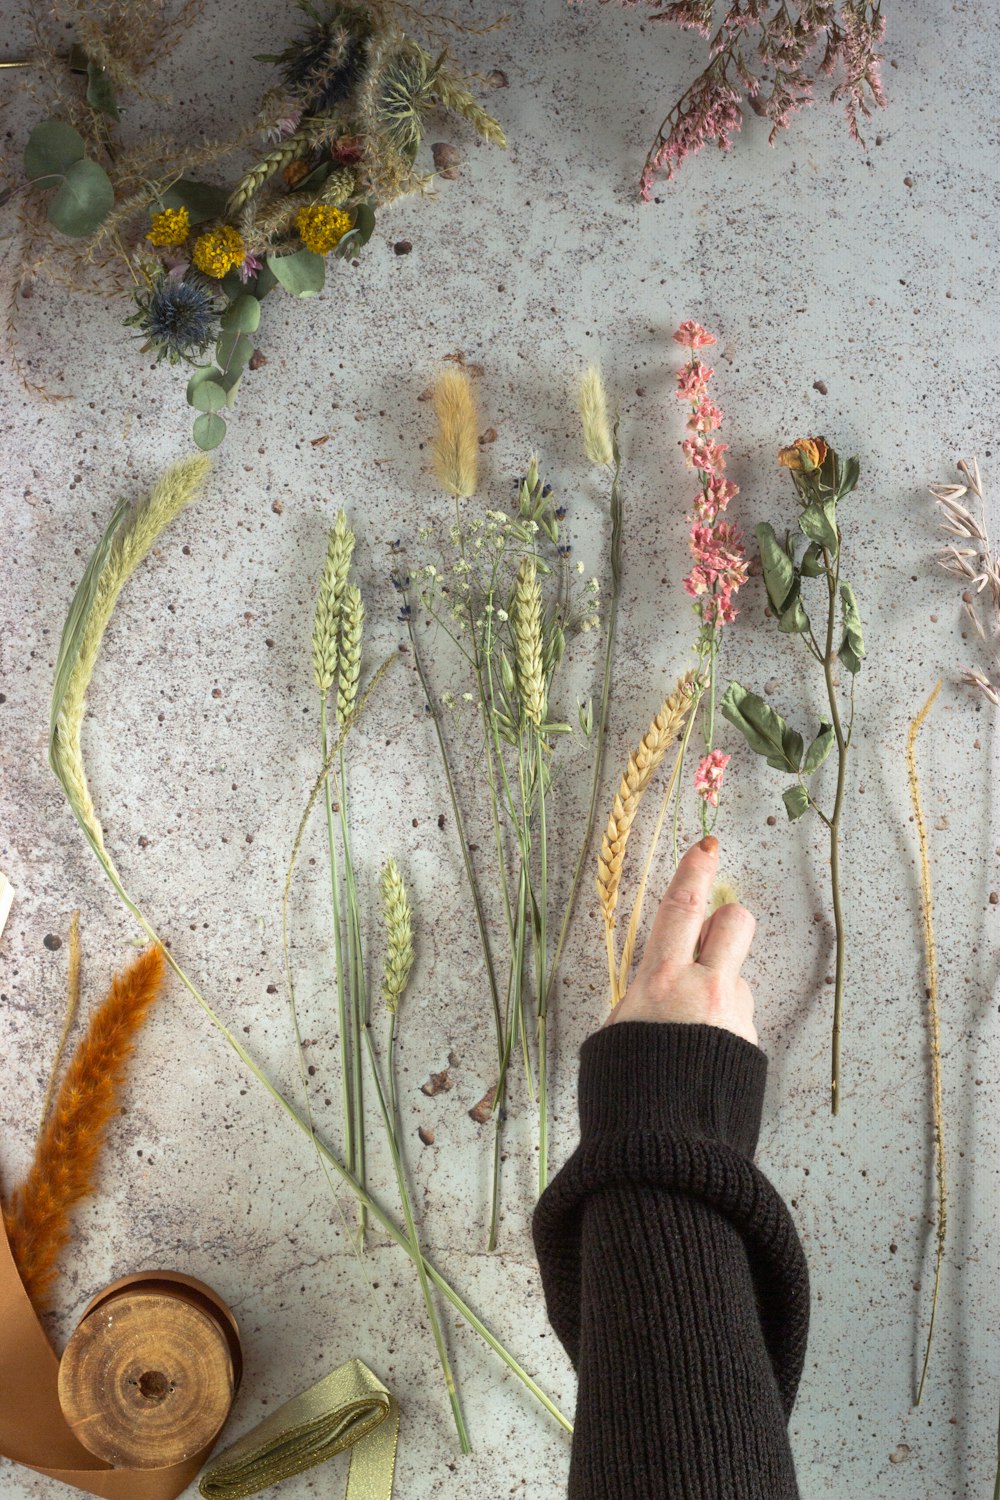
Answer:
(778, 437, 828, 472)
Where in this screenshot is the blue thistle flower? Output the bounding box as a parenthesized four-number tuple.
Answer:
(126, 275, 219, 365)
(263, 4, 372, 114)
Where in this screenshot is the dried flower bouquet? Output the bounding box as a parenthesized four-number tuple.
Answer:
(2, 0, 504, 446)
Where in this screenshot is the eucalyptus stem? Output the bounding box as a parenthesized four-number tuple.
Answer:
(366, 1014, 470, 1453)
(320, 700, 354, 1190)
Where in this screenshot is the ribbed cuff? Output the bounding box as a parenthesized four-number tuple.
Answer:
(578, 1021, 768, 1159)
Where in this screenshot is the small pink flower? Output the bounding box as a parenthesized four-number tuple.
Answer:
(682, 433, 728, 473)
(694, 474, 739, 520)
(694, 749, 730, 806)
(238, 253, 264, 283)
(688, 398, 723, 433)
(676, 361, 714, 400)
(673, 320, 717, 350)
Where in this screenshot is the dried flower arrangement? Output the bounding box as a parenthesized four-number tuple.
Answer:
(722, 435, 865, 1114)
(591, 0, 887, 197)
(48, 456, 570, 1439)
(3, 943, 166, 1310)
(597, 323, 747, 1007)
(930, 458, 1000, 705)
(2, 0, 505, 446)
(393, 365, 618, 1247)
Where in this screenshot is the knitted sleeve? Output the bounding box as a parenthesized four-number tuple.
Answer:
(532, 1021, 809, 1500)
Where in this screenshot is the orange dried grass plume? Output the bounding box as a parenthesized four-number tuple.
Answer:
(3, 945, 166, 1311)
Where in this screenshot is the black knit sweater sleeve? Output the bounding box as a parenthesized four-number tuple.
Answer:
(532, 1021, 809, 1500)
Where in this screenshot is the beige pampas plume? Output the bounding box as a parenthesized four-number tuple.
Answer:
(579, 366, 614, 468)
(432, 368, 478, 498)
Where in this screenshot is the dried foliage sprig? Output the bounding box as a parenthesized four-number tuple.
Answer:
(49, 464, 570, 1437)
(395, 368, 607, 1239)
(596, 0, 887, 196)
(3, 0, 505, 447)
(906, 679, 946, 1406)
(3, 945, 166, 1310)
(723, 435, 865, 1114)
(930, 458, 1000, 705)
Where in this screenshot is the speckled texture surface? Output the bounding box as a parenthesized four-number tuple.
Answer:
(1, 2, 999, 1496)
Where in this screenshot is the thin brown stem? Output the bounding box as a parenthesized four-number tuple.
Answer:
(822, 548, 848, 1115)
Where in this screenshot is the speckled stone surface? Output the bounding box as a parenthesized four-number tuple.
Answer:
(1, 2, 999, 1497)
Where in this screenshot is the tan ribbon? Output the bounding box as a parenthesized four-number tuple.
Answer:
(199, 1358, 399, 1500)
(0, 1208, 241, 1499)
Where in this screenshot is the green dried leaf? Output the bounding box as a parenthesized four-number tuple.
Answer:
(161, 179, 230, 225)
(779, 595, 810, 634)
(216, 328, 254, 377)
(24, 120, 85, 187)
(86, 61, 120, 120)
(783, 784, 810, 821)
(837, 455, 861, 499)
(800, 541, 825, 577)
(757, 522, 797, 614)
(721, 682, 803, 773)
(188, 378, 226, 413)
(254, 261, 278, 298)
(839, 581, 865, 674)
(798, 500, 839, 552)
(193, 411, 226, 450)
(221, 294, 261, 334)
(47, 158, 114, 236)
(335, 200, 376, 258)
(802, 722, 834, 773)
(268, 248, 325, 298)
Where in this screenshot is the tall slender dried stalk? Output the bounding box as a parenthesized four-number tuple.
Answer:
(906, 679, 946, 1406)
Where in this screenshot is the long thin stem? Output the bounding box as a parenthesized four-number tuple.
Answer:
(64, 809, 571, 1432)
(320, 701, 354, 1188)
(338, 748, 367, 1238)
(822, 546, 848, 1115)
(535, 730, 550, 1194)
(907, 680, 946, 1406)
(489, 867, 527, 1252)
(993, 1394, 1000, 1500)
(368, 1012, 470, 1452)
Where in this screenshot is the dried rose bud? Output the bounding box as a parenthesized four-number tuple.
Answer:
(778, 436, 828, 473)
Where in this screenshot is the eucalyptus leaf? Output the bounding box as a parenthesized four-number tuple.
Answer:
(216, 328, 254, 375)
(757, 522, 797, 614)
(839, 581, 866, 674)
(297, 161, 333, 191)
(187, 365, 221, 402)
(86, 61, 120, 120)
(161, 178, 230, 224)
(800, 541, 825, 577)
(221, 294, 262, 333)
(802, 723, 834, 774)
(336, 201, 376, 258)
(48, 158, 114, 236)
(268, 248, 325, 298)
(188, 378, 226, 413)
(783, 784, 811, 821)
(193, 411, 227, 450)
(222, 373, 243, 406)
(254, 261, 278, 299)
(721, 682, 803, 773)
(779, 595, 810, 634)
(24, 119, 85, 188)
(798, 500, 839, 552)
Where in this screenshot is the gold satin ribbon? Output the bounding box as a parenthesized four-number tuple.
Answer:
(0, 1207, 240, 1499)
(199, 1358, 399, 1500)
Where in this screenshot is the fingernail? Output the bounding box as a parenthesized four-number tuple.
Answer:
(699, 835, 719, 855)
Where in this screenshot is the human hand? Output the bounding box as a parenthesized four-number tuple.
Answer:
(608, 835, 758, 1046)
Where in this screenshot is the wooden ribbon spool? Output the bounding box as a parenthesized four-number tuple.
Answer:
(57, 1274, 242, 1471)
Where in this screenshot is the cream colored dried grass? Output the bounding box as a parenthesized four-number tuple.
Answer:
(432, 368, 478, 498)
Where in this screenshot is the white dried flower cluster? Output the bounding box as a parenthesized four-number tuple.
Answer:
(931, 457, 1000, 706)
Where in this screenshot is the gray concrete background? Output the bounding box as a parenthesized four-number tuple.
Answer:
(1, 1, 998, 1495)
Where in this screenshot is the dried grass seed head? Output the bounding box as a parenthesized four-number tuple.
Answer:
(579, 366, 614, 468)
(514, 556, 546, 728)
(432, 368, 478, 499)
(312, 510, 356, 694)
(337, 583, 364, 726)
(381, 856, 414, 1013)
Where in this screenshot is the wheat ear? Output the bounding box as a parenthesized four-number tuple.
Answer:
(312, 510, 356, 694)
(597, 672, 697, 1005)
(381, 858, 415, 1014)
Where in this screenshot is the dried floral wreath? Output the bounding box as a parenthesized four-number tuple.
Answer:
(2, 0, 505, 448)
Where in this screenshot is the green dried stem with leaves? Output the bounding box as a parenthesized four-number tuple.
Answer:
(3, 0, 505, 444)
(721, 437, 865, 1115)
(48, 459, 571, 1442)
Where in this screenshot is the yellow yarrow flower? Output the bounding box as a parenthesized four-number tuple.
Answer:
(191, 224, 246, 278)
(295, 204, 352, 255)
(146, 206, 190, 248)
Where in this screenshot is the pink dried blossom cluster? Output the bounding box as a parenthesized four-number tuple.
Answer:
(694, 748, 730, 806)
(593, 0, 889, 195)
